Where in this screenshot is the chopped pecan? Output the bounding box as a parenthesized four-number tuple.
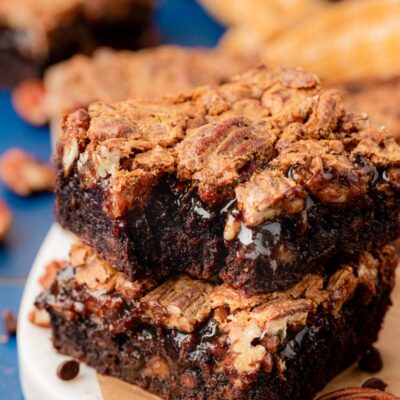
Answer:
(177, 117, 277, 205)
(326, 266, 358, 315)
(227, 320, 266, 374)
(0, 148, 56, 196)
(141, 276, 214, 333)
(274, 140, 369, 204)
(75, 249, 117, 293)
(39, 260, 67, 290)
(115, 274, 155, 300)
(235, 170, 306, 226)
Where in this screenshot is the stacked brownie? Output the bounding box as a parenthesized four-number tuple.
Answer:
(37, 66, 400, 399)
(0, 0, 154, 87)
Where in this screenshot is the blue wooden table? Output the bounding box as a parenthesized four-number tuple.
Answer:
(0, 1, 223, 398)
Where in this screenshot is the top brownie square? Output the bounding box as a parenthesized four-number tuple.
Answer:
(55, 65, 400, 295)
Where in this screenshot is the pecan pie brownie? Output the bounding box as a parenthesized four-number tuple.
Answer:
(0, 0, 153, 87)
(55, 65, 400, 295)
(36, 242, 397, 400)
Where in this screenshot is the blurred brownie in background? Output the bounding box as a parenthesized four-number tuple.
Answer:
(0, 0, 154, 87)
(42, 45, 256, 139)
(337, 76, 400, 137)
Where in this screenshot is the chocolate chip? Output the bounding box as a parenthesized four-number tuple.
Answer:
(362, 377, 388, 392)
(57, 359, 80, 381)
(358, 346, 383, 373)
(2, 309, 17, 336)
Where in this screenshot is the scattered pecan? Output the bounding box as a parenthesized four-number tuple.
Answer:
(235, 169, 306, 226)
(0, 199, 12, 240)
(11, 79, 47, 126)
(141, 276, 214, 333)
(0, 148, 56, 196)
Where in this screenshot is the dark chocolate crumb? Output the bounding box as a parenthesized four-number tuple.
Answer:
(2, 309, 17, 336)
(362, 377, 388, 392)
(358, 346, 383, 373)
(57, 359, 80, 381)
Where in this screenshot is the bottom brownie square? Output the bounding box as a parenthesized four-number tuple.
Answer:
(36, 243, 397, 400)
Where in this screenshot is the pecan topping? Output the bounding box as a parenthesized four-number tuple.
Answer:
(235, 170, 306, 226)
(39, 260, 67, 290)
(325, 266, 358, 315)
(273, 140, 369, 204)
(73, 242, 117, 293)
(141, 276, 214, 333)
(57, 65, 400, 220)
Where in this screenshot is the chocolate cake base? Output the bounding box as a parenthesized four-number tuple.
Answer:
(37, 243, 396, 400)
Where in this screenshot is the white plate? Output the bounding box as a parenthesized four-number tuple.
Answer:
(18, 224, 103, 400)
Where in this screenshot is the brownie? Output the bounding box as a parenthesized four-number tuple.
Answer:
(336, 75, 400, 136)
(0, 0, 153, 87)
(36, 242, 397, 400)
(55, 65, 400, 295)
(44, 46, 256, 136)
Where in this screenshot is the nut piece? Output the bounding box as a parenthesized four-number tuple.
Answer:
(2, 309, 17, 336)
(11, 79, 47, 126)
(28, 307, 50, 328)
(326, 266, 358, 315)
(141, 276, 214, 333)
(115, 274, 155, 300)
(39, 260, 66, 290)
(0, 199, 12, 240)
(75, 251, 117, 293)
(235, 170, 306, 226)
(0, 148, 56, 196)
